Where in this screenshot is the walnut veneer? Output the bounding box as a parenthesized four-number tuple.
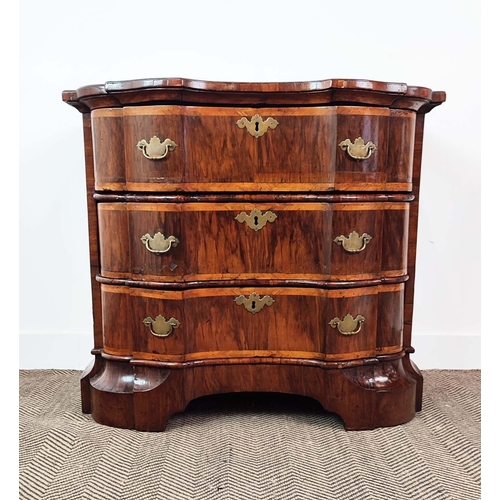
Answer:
(63, 78, 445, 431)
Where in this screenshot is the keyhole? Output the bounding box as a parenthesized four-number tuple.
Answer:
(255, 121, 259, 132)
(254, 216, 259, 227)
(251, 301, 256, 310)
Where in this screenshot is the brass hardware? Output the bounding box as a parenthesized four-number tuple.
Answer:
(329, 314, 366, 335)
(234, 292, 274, 314)
(339, 137, 377, 160)
(235, 208, 277, 231)
(141, 232, 179, 254)
(137, 135, 178, 160)
(236, 114, 279, 138)
(334, 231, 372, 253)
(143, 315, 180, 337)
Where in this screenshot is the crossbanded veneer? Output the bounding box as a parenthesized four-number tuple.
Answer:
(63, 77, 445, 430)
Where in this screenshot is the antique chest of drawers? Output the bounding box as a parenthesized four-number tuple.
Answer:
(62, 78, 445, 430)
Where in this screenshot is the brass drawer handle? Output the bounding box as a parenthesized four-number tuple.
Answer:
(137, 135, 178, 160)
(329, 314, 365, 335)
(234, 292, 275, 314)
(235, 208, 277, 231)
(143, 315, 180, 337)
(339, 137, 377, 160)
(141, 232, 179, 254)
(334, 231, 372, 253)
(236, 114, 279, 138)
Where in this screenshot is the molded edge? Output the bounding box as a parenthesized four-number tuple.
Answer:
(62, 77, 446, 113)
(82, 354, 419, 431)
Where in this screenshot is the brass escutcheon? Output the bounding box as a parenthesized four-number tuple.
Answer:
(234, 292, 275, 314)
(141, 232, 179, 254)
(329, 314, 366, 335)
(334, 231, 372, 253)
(339, 137, 377, 160)
(236, 114, 279, 138)
(143, 315, 180, 337)
(235, 208, 277, 231)
(137, 135, 178, 160)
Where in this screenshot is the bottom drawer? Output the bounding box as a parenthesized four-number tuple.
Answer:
(101, 283, 404, 363)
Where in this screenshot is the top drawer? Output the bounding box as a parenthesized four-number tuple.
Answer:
(91, 106, 415, 192)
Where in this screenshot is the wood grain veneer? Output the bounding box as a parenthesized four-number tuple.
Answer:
(63, 77, 445, 431)
(91, 106, 415, 191)
(97, 201, 409, 282)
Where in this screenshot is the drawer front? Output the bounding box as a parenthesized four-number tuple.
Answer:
(101, 284, 404, 363)
(98, 202, 409, 282)
(92, 106, 415, 192)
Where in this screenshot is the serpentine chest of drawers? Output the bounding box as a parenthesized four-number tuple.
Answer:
(62, 78, 445, 431)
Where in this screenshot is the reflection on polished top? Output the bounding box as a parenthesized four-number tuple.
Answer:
(62, 77, 446, 112)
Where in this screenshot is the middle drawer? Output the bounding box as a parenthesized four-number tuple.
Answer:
(98, 202, 409, 282)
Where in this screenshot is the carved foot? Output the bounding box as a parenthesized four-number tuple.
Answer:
(85, 357, 187, 431)
(319, 358, 418, 430)
(80, 355, 104, 414)
(402, 352, 423, 411)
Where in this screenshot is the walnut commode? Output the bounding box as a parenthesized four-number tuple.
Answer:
(62, 78, 445, 431)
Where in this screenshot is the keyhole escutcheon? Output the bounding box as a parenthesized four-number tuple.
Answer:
(235, 208, 277, 232)
(234, 292, 275, 314)
(236, 115, 278, 138)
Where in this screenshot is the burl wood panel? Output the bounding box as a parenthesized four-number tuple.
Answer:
(91, 106, 415, 192)
(100, 283, 404, 363)
(97, 201, 409, 282)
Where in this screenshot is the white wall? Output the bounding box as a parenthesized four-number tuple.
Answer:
(19, 0, 480, 369)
